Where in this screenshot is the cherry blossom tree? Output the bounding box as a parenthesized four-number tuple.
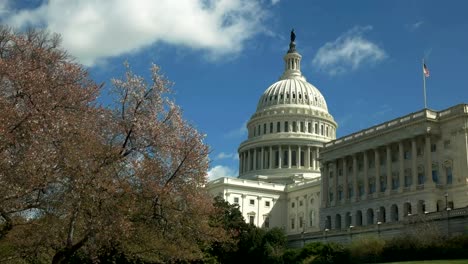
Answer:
(0, 26, 225, 263)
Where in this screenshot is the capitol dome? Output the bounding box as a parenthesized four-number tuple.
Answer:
(238, 32, 337, 184)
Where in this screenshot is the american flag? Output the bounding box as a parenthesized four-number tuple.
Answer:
(423, 63, 430, 77)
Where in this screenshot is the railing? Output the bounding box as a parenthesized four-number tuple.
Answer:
(324, 104, 468, 148)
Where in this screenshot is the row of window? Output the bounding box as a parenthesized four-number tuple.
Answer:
(324, 199, 454, 230)
(291, 198, 315, 208)
(330, 154, 450, 177)
(290, 210, 317, 230)
(327, 167, 453, 201)
(233, 197, 271, 207)
(262, 92, 320, 103)
(250, 121, 334, 138)
(329, 141, 451, 175)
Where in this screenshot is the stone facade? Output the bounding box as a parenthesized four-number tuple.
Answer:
(320, 105, 468, 231)
(205, 36, 468, 240)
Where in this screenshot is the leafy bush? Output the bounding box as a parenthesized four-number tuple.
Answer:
(349, 236, 385, 263)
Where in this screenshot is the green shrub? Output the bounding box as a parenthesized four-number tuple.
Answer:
(349, 236, 385, 263)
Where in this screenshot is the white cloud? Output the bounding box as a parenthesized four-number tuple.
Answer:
(215, 152, 238, 160)
(5, 0, 268, 66)
(313, 26, 387, 75)
(207, 165, 237, 181)
(271, 0, 280, 5)
(407, 21, 424, 32)
(225, 120, 248, 138)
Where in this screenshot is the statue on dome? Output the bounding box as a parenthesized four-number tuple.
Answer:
(290, 29, 296, 43)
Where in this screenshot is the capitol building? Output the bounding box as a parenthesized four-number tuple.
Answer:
(206, 34, 468, 243)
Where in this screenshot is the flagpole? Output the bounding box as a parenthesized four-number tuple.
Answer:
(422, 58, 427, 109)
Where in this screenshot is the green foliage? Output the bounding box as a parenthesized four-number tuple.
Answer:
(206, 198, 289, 264)
(349, 236, 385, 263)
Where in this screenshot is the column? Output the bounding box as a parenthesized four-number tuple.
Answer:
(399, 141, 404, 191)
(333, 160, 338, 205)
(239, 153, 243, 175)
(311, 148, 316, 170)
(375, 148, 381, 194)
(260, 147, 264, 170)
(322, 163, 329, 207)
(425, 135, 434, 185)
(306, 146, 311, 169)
(363, 151, 369, 197)
(411, 138, 418, 189)
(269, 146, 273, 169)
(247, 150, 251, 172)
(297, 146, 301, 168)
(343, 158, 348, 201)
(288, 145, 292, 169)
(352, 154, 358, 202)
(278, 145, 282, 169)
(253, 148, 257, 171)
(316, 148, 320, 170)
(386, 145, 392, 194)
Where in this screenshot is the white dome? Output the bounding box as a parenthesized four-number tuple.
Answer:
(256, 78, 328, 112)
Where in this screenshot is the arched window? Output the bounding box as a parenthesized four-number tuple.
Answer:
(335, 214, 342, 229)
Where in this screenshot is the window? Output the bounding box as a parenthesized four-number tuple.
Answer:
(250, 199, 255, 205)
(309, 210, 315, 226)
(299, 216, 303, 228)
(329, 192, 334, 202)
(417, 147, 423, 156)
(418, 172, 425, 185)
(280, 93, 284, 99)
(291, 218, 295, 229)
(338, 168, 342, 176)
(300, 122, 305, 132)
(308, 123, 312, 133)
(253, 127, 256, 136)
(320, 125, 324, 135)
(274, 150, 279, 167)
(369, 182, 375, 194)
(270, 122, 273, 133)
(392, 177, 399, 190)
(431, 144, 437, 152)
(234, 197, 239, 204)
(277, 122, 281, 132)
(265, 201, 270, 207)
(380, 177, 387, 192)
(314, 123, 318, 134)
(338, 189, 343, 200)
(299, 200, 303, 206)
(432, 164, 439, 183)
(291, 150, 297, 166)
(285, 121, 289, 132)
(249, 215, 255, 225)
(258, 125, 261, 135)
(292, 121, 297, 132)
(446, 167, 453, 184)
(404, 151, 411, 160)
(291, 202, 295, 208)
(300, 151, 305, 166)
(263, 123, 266, 134)
(329, 171, 334, 179)
(348, 186, 353, 198)
(283, 150, 288, 166)
(264, 216, 270, 228)
(359, 185, 364, 196)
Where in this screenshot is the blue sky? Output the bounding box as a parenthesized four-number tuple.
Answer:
(2, 0, 468, 180)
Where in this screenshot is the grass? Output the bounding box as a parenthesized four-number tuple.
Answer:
(378, 260, 468, 264)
